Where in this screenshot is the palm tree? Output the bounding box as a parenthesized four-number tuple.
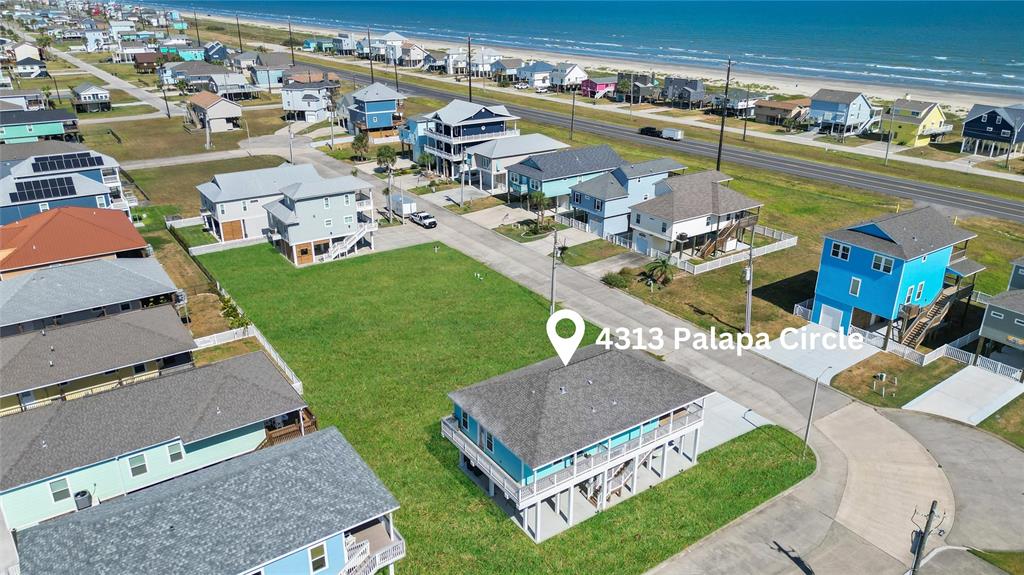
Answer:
(174, 79, 189, 96)
(351, 131, 370, 161)
(528, 190, 546, 231)
(375, 145, 397, 172)
(645, 258, 675, 285)
(36, 36, 51, 60)
(418, 152, 435, 175)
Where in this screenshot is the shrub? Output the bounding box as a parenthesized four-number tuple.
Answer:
(602, 273, 629, 289)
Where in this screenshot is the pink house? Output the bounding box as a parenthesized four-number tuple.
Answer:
(580, 76, 617, 99)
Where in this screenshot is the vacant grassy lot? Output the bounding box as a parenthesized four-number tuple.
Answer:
(831, 354, 965, 408)
(12, 72, 103, 92)
(979, 393, 1024, 450)
(557, 239, 629, 267)
(54, 103, 154, 119)
(128, 155, 283, 215)
(80, 110, 285, 161)
(970, 550, 1024, 575)
(199, 243, 813, 575)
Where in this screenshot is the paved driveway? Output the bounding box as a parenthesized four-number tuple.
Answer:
(902, 366, 1024, 425)
(462, 205, 534, 229)
(756, 323, 880, 383)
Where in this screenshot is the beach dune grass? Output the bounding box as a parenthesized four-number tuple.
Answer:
(198, 242, 814, 574)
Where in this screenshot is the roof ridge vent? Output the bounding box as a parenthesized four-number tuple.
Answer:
(559, 386, 566, 395)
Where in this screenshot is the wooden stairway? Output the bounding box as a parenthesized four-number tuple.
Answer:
(697, 215, 757, 259)
(900, 288, 960, 348)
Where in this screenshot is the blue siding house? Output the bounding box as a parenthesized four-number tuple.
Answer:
(339, 82, 406, 137)
(442, 346, 713, 542)
(15, 429, 406, 575)
(811, 206, 982, 348)
(808, 88, 881, 137)
(508, 144, 626, 211)
(413, 99, 520, 178)
(959, 103, 1024, 157)
(567, 157, 683, 236)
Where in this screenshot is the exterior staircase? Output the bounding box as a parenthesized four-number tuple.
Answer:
(697, 215, 757, 259)
(320, 222, 377, 262)
(900, 286, 970, 348)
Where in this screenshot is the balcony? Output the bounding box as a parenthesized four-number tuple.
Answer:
(921, 122, 954, 136)
(423, 143, 463, 162)
(256, 407, 318, 449)
(355, 199, 373, 211)
(344, 520, 406, 575)
(441, 403, 704, 509)
(425, 127, 519, 145)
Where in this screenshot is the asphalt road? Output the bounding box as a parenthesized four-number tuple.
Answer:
(319, 63, 1024, 223)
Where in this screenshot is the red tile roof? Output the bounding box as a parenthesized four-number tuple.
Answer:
(0, 207, 147, 273)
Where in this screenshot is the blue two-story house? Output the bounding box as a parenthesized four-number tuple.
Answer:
(811, 206, 983, 348)
(339, 82, 406, 138)
(508, 144, 625, 212)
(808, 88, 881, 137)
(959, 103, 1024, 158)
(442, 345, 713, 542)
(413, 99, 520, 178)
(15, 428, 406, 575)
(567, 157, 683, 237)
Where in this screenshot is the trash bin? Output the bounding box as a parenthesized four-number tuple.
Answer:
(74, 490, 92, 511)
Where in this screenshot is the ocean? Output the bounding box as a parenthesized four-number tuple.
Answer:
(151, 0, 1024, 98)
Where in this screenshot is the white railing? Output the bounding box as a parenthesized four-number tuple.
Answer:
(426, 127, 519, 144)
(604, 233, 632, 250)
(217, 286, 304, 395)
(848, 324, 988, 371)
(347, 528, 406, 575)
(188, 236, 264, 256)
(640, 226, 798, 276)
(165, 215, 205, 228)
(793, 298, 813, 321)
(978, 356, 1023, 380)
(193, 326, 251, 348)
(943, 346, 975, 365)
(356, 199, 373, 210)
(553, 213, 590, 233)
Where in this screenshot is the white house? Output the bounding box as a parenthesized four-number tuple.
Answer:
(400, 41, 427, 67)
(70, 82, 110, 113)
(281, 80, 337, 122)
(14, 57, 46, 78)
(518, 61, 554, 88)
(197, 163, 323, 243)
(0, 88, 45, 110)
(83, 30, 107, 52)
(465, 133, 569, 192)
(6, 41, 40, 62)
(550, 62, 588, 91)
(187, 91, 242, 133)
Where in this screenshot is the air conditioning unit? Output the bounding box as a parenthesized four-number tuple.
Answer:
(74, 490, 92, 511)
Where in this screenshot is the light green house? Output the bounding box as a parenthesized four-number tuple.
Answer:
(0, 109, 79, 144)
(0, 352, 312, 530)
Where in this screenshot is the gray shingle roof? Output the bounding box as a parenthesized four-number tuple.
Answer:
(946, 257, 985, 278)
(279, 174, 369, 201)
(427, 99, 516, 126)
(0, 304, 195, 396)
(16, 428, 398, 575)
(987, 289, 1024, 315)
(465, 133, 568, 159)
(508, 145, 624, 181)
(0, 258, 177, 328)
(825, 206, 976, 260)
(281, 80, 338, 91)
(811, 88, 865, 104)
(254, 52, 292, 68)
(0, 352, 306, 490)
(449, 345, 714, 468)
(197, 163, 320, 204)
(349, 81, 405, 102)
(617, 158, 684, 179)
(570, 172, 625, 200)
(0, 108, 76, 126)
(964, 103, 1024, 130)
(632, 170, 758, 222)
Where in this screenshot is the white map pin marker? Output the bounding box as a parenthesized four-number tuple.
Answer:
(547, 309, 585, 366)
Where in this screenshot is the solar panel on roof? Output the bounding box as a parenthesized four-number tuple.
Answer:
(9, 176, 77, 203)
(29, 152, 103, 173)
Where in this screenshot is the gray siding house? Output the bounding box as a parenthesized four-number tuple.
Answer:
(976, 258, 1024, 379)
(264, 175, 376, 265)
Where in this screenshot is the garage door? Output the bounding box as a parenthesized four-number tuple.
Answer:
(222, 220, 243, 241)
(818, 304, 844, 333)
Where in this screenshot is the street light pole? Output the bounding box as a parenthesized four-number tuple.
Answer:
(51, 74, 62, 104)
(715, 58, 732, 171)
(467, 35, 473, 102)
(911, 500, 939, 575)
(569, 88, 577, 141)
(549, 228, 559, 315)
(367, 26, 375, 83)
(802, 365, 832, 460)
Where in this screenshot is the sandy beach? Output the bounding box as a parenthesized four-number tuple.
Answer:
(201, 11, 1018, 113)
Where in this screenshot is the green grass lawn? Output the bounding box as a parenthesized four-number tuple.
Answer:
(80, 110, 285, 161)
(128, 155, 283, 215)
(831, 354, 965, 408)
(408, 181, 458, 195)
(556, 239, 629, 267)
(175, 224, 217, 248)
(443, 195, 505, 214)
(979, 393, 1024, 450)
(198, 242, 814, 574)
(93, 61, 157, 88)
(970, 550, 1024, 575)
(496, 219, 568, 243)
(12, 72, 103, 92)
(53, 103, 154, 119)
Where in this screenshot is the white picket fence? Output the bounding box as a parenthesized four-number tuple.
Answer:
(553, 213, 591, 233)
(165, 215, 205, 229)
(194, 327, 251, 349)
(604, 233, 632, 250)
(792, 298, 813, 321)
(644, 226, 798, 275)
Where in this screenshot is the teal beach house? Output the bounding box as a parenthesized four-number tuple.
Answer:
(0, 109, 79, 144)
(507, 144, 626, 212)
(567, 157, 683, 237)
(810, 207, 982, 348)
(442, 345, 713, 542)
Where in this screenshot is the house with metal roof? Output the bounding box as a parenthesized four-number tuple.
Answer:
(0, 304, 195, 417)
(415, 99, 520, 178)
(338, 81, 406, 137)
(264, 174, 376, 266)
(15, 428, 403, 575)
(808, 88, 881, 137)
(811, 206, 983, 347)
(282, 79, 338, 123)
(0, 351, 314, 531)
(465, 133, 569, 192)
(879, 99, 953, 147)
(0, 257, 180, 337)
(507, 144, 625, 211)
(69, 82, 109, 113)
(197, 163, 321, 243)
(550, 62, 588, 91)
(0, 108, 78, 144)
(442, 345, 713, 542)
(568, 158, 685, 237)
(960, 103, 1024, 158)
(628, 170, 761, 258)
(974, 258, 1024, 379)
(518, 60, 555, 89)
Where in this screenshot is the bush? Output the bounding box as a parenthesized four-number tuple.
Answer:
(602, 273, 629, 289)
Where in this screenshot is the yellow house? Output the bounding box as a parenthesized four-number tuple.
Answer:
(880, 99, 953, 147)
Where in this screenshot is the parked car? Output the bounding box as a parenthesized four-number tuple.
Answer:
(514, 82, 529, 90)
(661, 128, 684, 141)
(535, 86, 549, 94)
(639, 126, 661, 137)
(410, 211, 437, 229)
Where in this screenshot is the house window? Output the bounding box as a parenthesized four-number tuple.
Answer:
(460, 410, 468, 429)
(529, 179, 540, 191)
(995, 116, 1002, 125)
(981, 114, 987, 123)
(120, 302, 132, 311)
(128, 454, 148, 477)
(831, 242, 850, 261)
(635, 213, 641, 224)
(343, 194, 351, 206)
(595, 199, 603, 211)
(309, 543, 327, 572)
(991, 311, 1004, 319)
(905, 286, 914, 304)
(915, 281, 925, 300)
(96, 196, 107, 208)
(871, 254, 893, 274)
(167, 442, 184, 463)
(921, 255, 927, 263)
(1001, 130, 1012, 137)
(849, 277, 861, 297)
(510, 172, 519, 184)
(242, 202, 247, 212)
(324, 218, 333, 228)
(343, 215, 354, 224)
(573, 192, 581, 204)
(39, 202, 49, 211)
(133, 364, 146, 374)
(1015, 318, 1024, 327)
(485, 431, 494, 452)
(49, 478, 71, 503)
(220, 204, 225, 215)
(323, 197, 330, 209)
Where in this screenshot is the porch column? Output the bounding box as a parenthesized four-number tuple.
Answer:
(534, 501, 542, 541)
(692, 428, 702, 463)
(567, 486, 574, 525)
(883, 320, 893, 351)
(629, 455, 638, 492)
(659, 444, 668, 478)
(487, 476, 494, 497)
(973, 336, 986, 365)
(599, 470, 608, 511)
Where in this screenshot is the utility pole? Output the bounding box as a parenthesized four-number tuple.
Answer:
(460, 150, 467, 207)
(715, 58, 732, 171)
(393, 59, 400, 93)
(629, 72, 634, 117)
(235, 14, 244, 52)
(549, 228, 559, 315)
(160, 83, 170, 118)
(743, 230, 753, 333)
(287, 120, 294, 163)
(911, 500, 940, 575)
(741, 86, 749, 142)
(287, 18, 295, 66)
(467, 35, 473, 102)
(802, 365, 831, 460)
(367, 26, 375, 83)
(883, 103, 896, 165)
(50, 75, 62, 104)
(193, 9, 200, 45)
(569, 88, 577, 140)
